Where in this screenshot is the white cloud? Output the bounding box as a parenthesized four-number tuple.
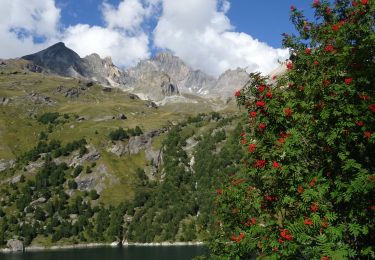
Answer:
(0, 0, 288, 77)
(0, 0, 150, 66)
(154, 0, 289, 77)
(0, 0, 60, 58)
(62, 24, 149, 67)
(102, 0, 146, 32)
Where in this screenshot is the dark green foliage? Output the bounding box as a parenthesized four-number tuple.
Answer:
(213, 2, 375, 259)
(109, 127, 128, 141)
(96, 208, 110, 239)
(79, 145, 88, 157)
(38, 112, 60, 125)
(34, 207, 46, 221)
(211, 112, 221, 121)
(72, 165, 83, 177)
(86, 166, 92, 174)
(89, 190, 99, 200)
(39, 131, 48, 140)
(134, 126, 143, 136)
(17, 138, 85, 165)
(109, 126, 144, 141)
(68, 180, 77, 189)
(125, 118, 242, 242)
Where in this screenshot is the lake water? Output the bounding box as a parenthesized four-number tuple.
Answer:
(0, 246, 208, 260)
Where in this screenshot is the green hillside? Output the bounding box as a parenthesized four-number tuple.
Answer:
(0, 59, 242, 247)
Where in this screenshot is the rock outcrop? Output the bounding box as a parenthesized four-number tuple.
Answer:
(0, 159, 15, 172)
(126, 52, 215, 100)
(209, 68, 250, 100)
(69, 148, 100, 167)
(108, 129, 164, 157)
(75, 164, 118, 193)
(6, 239, 24, 252)
(0, 97, 10, 105)
(56, 85, 81, 98)
(83, 54, 132, 86)
(23, 92, 55, 106)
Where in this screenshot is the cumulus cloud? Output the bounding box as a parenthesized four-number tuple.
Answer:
(154, 0, 289, 77)
(0, 0, 60, 58)
(0, 0, 288, 76)
(0, 0, 150, 67)
(102, 0, 147, 32)
(62, 24, 149, 67)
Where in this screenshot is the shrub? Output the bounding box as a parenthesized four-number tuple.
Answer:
(109, 127, 128, 141)
(73, 165, 83, 177)
(89, 190, 99, 200)
(38, 112, 60, 124)
(212, 1, 374, 259)
(86, 166, 92, 174)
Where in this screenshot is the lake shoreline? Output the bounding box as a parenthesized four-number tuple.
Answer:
(0, 241, 205, 253)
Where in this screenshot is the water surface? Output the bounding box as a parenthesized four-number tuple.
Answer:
(0, 246, 208, 260)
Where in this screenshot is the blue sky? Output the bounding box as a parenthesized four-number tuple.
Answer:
(55, 0, 315, 48)
(0, 0, 316, 77)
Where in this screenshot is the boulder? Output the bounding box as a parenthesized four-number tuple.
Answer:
(0, 161, 7, 172)
(56, 86, 80, 98)
(0, 159, 15, 172)
(25, 63, 43, 73)
(146, 101, 158, 109)
(25, 92, 55, 106)
(0, 97, 10, 106)
(70, 148, 100, 167)
(30, 197, 47, 206)
(125, 130, 163, 155)
(6, 239, 24, 252)
(117, 113, 127, 120)
(85, 81, 94, 87)
(128, 94, 139, 100)
(75, 164, 118, 193)
(107, 142, 126, 157)
(77, 116, 88, 121)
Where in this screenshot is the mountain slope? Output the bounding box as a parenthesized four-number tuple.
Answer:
(21, 43, 251, 102)
(22, 42, 86, 78)
(0, 60, 242, 248)
(22, 42, 130, 87)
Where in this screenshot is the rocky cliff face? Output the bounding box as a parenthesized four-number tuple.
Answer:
(83, 53, 133, 86)
(127, 52, 216, 97)
(22, 42, 131, 87)
(20, 43, 252, 103)
(22, 42, 86, 78)
(208, 68, 250, 100)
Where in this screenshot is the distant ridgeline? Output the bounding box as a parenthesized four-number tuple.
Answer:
(0, 112, 243, 246)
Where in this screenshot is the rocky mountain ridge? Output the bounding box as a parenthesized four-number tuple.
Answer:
(20, 42, 253, 103)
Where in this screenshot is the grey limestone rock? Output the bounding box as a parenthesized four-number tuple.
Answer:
(25, 92, 55, 106)
(56, 85, 80, 98)
(0, 159, 15, 172)
(6, 239, 24, 252)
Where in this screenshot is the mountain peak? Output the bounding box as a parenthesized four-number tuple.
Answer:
(51, 42, 66, 48)
(22, 42, 85, 77)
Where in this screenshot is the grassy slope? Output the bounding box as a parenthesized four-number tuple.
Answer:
(0, 60, 236, 206)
